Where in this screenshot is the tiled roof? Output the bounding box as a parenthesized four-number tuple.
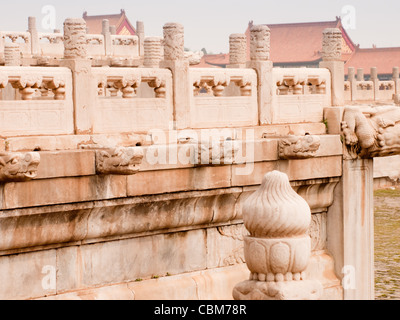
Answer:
(83, 9, 136, 35)
(345, 47, 400, 75)
(246, 18, 355, 64)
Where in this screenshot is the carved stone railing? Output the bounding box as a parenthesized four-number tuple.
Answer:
(189, 68, 258, 128)
(0, 18, 141, 64)
(92, 67, 173, 133)
(346, 67, 398, 102)
(0, 31, 31, 58)
(0, 67, 73, 136)
(272, 68, 331, 124)
(110, 35, 139, 59)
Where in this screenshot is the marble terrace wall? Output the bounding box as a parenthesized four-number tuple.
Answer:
(0, 20, 386, 300)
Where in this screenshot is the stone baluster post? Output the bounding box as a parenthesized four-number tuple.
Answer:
(393, 67, 400, 95)
(247, 25, 273, 124)
(233, 171, 322, 300)
(321, 28, 345, 134)
(136, 21, 145, 57)
(319, 28, 344, 106)
(144, 37, 162, 68)
(28, 16, 39, 57)
(356, 68, 364, 81)
(370, 67, 379, 101)
(4, 43, 21, 66)
(60, 18, 95, 134)
(348, 67, 357, 101)
(102, 19, 111, 57)
(161, 22, 190, 129)
(228, 34, 247, 68)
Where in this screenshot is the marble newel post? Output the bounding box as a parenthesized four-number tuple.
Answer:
(144, 37, 162, 68)
(321, 28, 345, 135)
(233, 171, 323, 300)
(60, 18, 95, 134)
(247, 25, 273, 125)
(4, 44, 21, 66)
(161, 23, 190, 129)
(320, 28, 344, 107)
(228, 34, 246, 68)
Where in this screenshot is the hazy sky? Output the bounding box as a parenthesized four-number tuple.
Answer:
(0, 0, 399, 53)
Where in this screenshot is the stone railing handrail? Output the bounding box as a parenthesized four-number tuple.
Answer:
(346, 66, 399, 102)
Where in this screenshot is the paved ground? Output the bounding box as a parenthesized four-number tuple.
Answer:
(374, 188, 400, 300)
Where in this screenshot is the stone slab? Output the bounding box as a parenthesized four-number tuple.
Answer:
(3, 175, 127, 209)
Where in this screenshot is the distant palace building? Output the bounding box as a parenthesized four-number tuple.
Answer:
(83, 9, 137, 35)
(199, 17, 400, 80)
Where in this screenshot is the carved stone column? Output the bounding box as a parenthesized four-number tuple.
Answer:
(28, 16, 39, 57)
(136, 21, 145, 57)
(144, 37, 162, 68)
(233, 171, 323, 300)
(247, 25, 273, 125)
(228, 34, 246, 68)
(319, 28, 344, 107)
(370, 67, 379, 101)
(393, 67, 400, 94)
(4, 44, 21, 66)
(161, 22, 190, 129)
(102, 19, 111, 56)
(60, 18, 94, 134)
(63, 18, 87, 59)
(356, 68, 364, 81)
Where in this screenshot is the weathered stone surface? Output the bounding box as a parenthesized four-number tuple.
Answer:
(0, 249, 57, 300)
(57, 230, 207, 292)
(127, 165, 231, 196)
(36, 150, 95, 179)
(3, 175, 127, 209)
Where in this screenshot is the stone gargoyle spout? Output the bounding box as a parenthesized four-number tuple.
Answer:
(0, 152, 40, 183)
(96, 147, 144, 175)
(342, 106, 400, 159)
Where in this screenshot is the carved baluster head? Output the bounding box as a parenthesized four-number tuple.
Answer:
(4, 43, 21, 66)
(229, 33, 247, 66)
(63, 18, 88, 59)
(357, 68, 364, 81)
(393, 67, 399, 80)
(250, 25, 270, 61)
(348, 67, 355, 81)
(163, 23, 184, 61)
(243, 170, 313, 279)
(233, 170, 322, 300)
(144, 37, 162, 68)
(321, 28, 342, 62)
(370, 67, 378, 80)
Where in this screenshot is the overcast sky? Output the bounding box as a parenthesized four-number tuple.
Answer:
(0, 0, 398, 53)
